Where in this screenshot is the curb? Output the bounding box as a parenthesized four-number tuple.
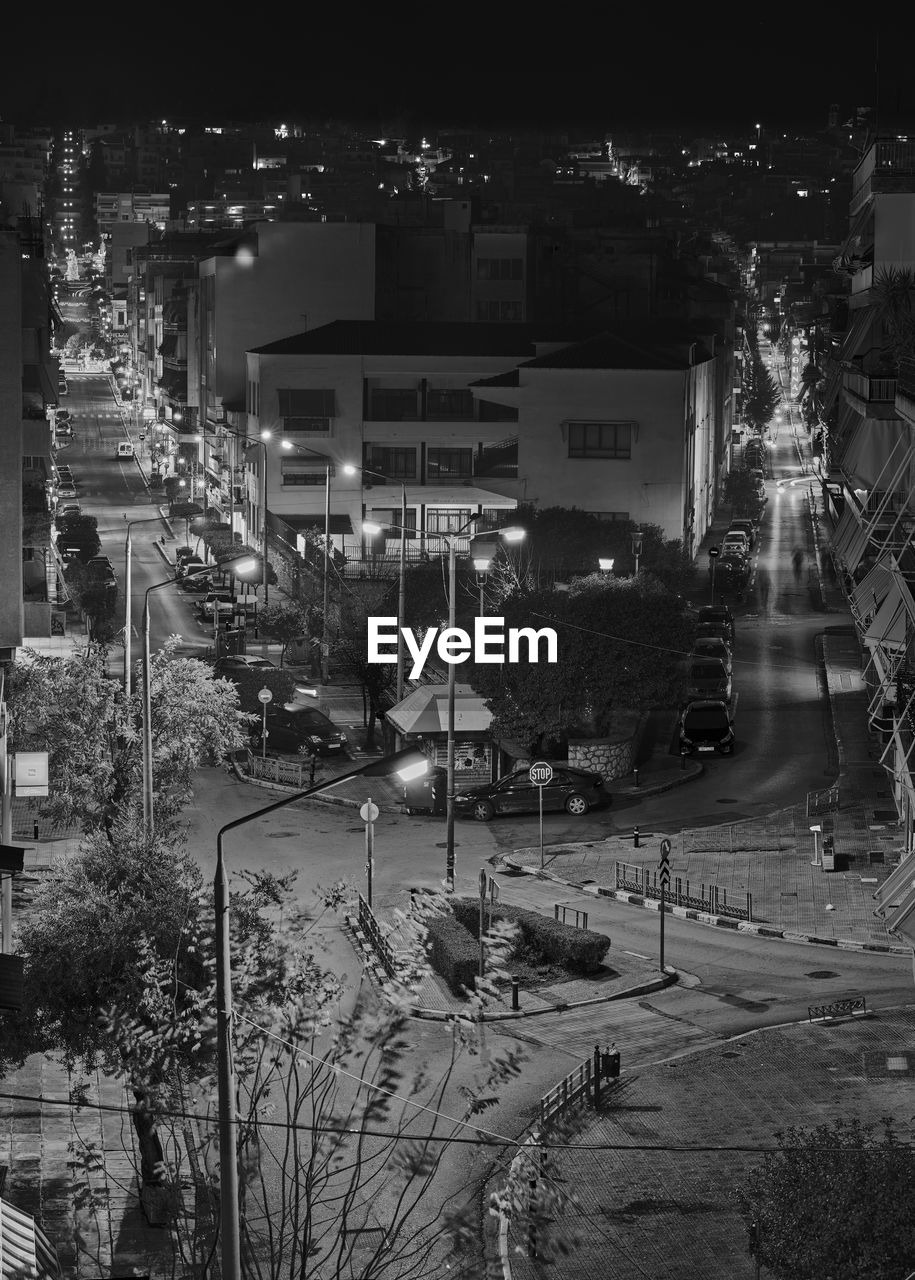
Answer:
(228, 756, 402, 812)
(342, 907, 677, 1021)
(500, 857, 911, 955)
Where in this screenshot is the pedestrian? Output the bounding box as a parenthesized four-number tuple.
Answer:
(758, 567, 771, 610)
(792, 547, 805, 582)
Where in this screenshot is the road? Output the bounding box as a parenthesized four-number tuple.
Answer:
(59, 373, 213, 681)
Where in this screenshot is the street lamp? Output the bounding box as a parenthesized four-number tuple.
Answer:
(362, 520, 524, 890)
(348, 463, 409, 707)
(631, 527, 643, 576)
(124, 513, 187, 695)
(270, 437, 337, 685)
(214, 746, 429, 1280)
(598, 557, 615, 573)
(142, 556, 258, 836)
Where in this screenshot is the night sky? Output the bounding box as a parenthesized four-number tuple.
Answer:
(4, 19, 911, 135)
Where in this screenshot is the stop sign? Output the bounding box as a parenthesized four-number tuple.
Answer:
(529, 761, 554, 787)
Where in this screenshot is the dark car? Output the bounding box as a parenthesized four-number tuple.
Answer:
(727, 519, 756, 551)
(697, 605, 735, 642)
(454, 766, 609, 822)
(213, 656, 277, 676)
(690, 635, 732, 675)
(685, 657, 732, 704)
(679, 699, 735, 755)
(251, 703, 348, 756)
(86, 556, 117, 585)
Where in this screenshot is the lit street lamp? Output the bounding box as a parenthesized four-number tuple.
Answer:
(598, 557, 615, 573)
(362, 520, 524, 889)
(142, 556, 258, 836)
(214, 746, 429, 1280)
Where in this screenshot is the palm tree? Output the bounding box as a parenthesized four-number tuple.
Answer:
(871, 266, 915, 370)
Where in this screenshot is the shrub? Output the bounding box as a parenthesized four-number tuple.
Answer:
(425, 913, 479, 994)
(225, 668, 298, 714)
(451, 897, 610, 972)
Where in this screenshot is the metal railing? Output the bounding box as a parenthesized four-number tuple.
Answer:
(615, 861, 752, 921)
(808, 994, 867, 1023)
(807, 784, 840, 818)
(540, 1061, 592, 1128)
(843, 370, 897, 403)
(554, 904, 589, 930)
(245, 753, 319, 789)
(356, 892, 397, 978)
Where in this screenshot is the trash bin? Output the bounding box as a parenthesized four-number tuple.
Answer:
(404, 765, 446, 816)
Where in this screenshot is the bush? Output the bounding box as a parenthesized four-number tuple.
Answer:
(425, 913, 479, 994)
(225, 668, 298, 714)
(451, 897, 610, 972)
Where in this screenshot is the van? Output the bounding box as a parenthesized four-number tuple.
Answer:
(115, 441, 135, 458)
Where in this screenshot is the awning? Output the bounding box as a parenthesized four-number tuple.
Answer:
(831, 505, 864, 560)
(851, 555, 895, 623)
(863, 577, 914, 652)
(838, 417, 915, 490)
(0, 1195, 62, 1279)
(386, 683, 492, 735)
(276, 514, 355, 535)
(419, 486, 517, 508)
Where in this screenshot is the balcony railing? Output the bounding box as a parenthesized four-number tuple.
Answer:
(899, 357, 915, 400)
(843, 369, 898, 403)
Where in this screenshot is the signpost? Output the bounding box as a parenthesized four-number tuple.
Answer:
(361, 799, 380, 907)
(658, 838, 671, 971)
(529, 761, 554, 868)
(257, 687, 272, 760)
(478, 868, 488, 979)
(708, 546, 720, 607)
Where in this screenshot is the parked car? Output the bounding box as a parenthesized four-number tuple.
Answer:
(721, 531, 750, 558)
(55, 421, 73, 438)
(685, 657, 732, 704)
(86, 557, 116, 584)
(56, 501, 82, 519)
(179, 572, 214, 593)
(697, 605, 735, 642)
(176, 554, 206, 579)
(744, 441, 766, 467)
(197, 591, 238, 619)
(55, 408, 71, 422)
(56, 482, 77, 499)
(727, 519, 757, 551)
(715, 553, 750, 596)
(690, 635, 732, 676)
(212, 656, 277, 676)
(454, 766, 609, 822)
(679, 700, 735, 756)
(250, 704, 348, 756)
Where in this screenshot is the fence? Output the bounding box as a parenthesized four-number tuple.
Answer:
(244, 752, 319, 789)
(615, 861, 753, 922)
(807, 784, 840, 818)
(808, 994, 867, 1023)
(539, 1060, 593, 1128)
(554, 904, 589, 930)
(356, 892, 397, 978)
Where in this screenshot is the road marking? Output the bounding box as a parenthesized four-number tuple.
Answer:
(623, 950, 650, 960)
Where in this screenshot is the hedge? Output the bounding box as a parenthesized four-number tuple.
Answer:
(451, 897, 610, 972)
(425, 913, 479, 995)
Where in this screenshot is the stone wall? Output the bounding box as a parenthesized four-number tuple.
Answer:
(569, 734, 634, 782)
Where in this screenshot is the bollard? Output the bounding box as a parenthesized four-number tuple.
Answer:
(511, 976, 520, 1011)
(633, 766, 640, 788)
(633, 825, 640, 848)
(33, 821, 39, 841)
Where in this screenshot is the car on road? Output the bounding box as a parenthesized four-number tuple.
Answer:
(250, 704, 348, 756)
(685, 656, 732, 704)
(55, 421, 73, 438)
(86, 557, 116, 584)
(115, 441, 135, 458)
(454, 766, 609, 822)
(678, 699, 735, 756)
(690, 635, 732, 676)
(55, 466, 74, 482)
(55, 408, 71, 422)
(176, 554, 206, 579)
(212, 656, 277, 676)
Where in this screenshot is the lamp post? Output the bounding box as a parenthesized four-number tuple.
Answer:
(598, 557, 615, 574)
(631, 527, 643, 576)
(271, 438, 337, 685)
(363, 520, 524, 890)
(214, 747, 429, 1280)
(124, 513, 182, 695)
(348, 464, 409, 707)
(143, 557, 258, 836)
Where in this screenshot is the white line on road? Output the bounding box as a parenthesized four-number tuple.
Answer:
(623, 950, 650, 960)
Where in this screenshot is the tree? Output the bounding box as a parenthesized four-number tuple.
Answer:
(735, 1117, 915, 1279)
(743, 352, 779, 430)
(256, 600, 310, 667)
(469, 573, 694, 753)
(872, 266, 915, 370)
(7, 638, 250, 835)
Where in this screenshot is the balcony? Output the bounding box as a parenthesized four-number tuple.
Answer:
(843, 369, 898, 403)
(897, 357, 915, 424)
(850, 138, 915, 216)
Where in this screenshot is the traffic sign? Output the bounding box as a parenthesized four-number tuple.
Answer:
(659, 838, 671, 863)
(708, 547, 720, 559)
(360, 801, 379, 824)
(659, 864, 671, 888)
(257, 687, 273, 704)
(529, 761, 554, 787)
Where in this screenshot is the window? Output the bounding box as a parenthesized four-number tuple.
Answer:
(476, 300, 524, 322)
(476, 257, 523, 280)
(370, 387, 419, 420)
(427, 448, 472, 480)
(427, 388, 474, 420)
(364, 447, 417, 480)
(567, 421, 633, 459)
(277, 388, 334, 433)
(281, 467, 327, 486)
(427, 508, 473, 533)
(368, 507, 417, 532)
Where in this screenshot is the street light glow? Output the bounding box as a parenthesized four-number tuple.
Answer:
(362, 520, 384, 536)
